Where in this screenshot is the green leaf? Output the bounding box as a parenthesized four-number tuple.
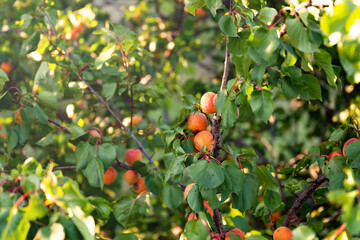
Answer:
(292, 225, 316, 240)
(20, 32, 40, 55)
(254, 165, 279, 191)
(324, 155, 347, 190)
(58, 216, 82, 240)
(232, 54, 251, 76)
(227, 30, 250, 56)
(188, 160, 225, 189)
(103, 82, 117, 100)
(164, 153, 185, 182)
(184, 0, 205, 15)
(223, 161, 245, 195)
(75, 142, 92, 169)
(34, 104, 48, 123)
(7, 129, 18, 154)
(249, 27, 280, 64)
(183, 219, 210, 240)
(286, 18, 319, 53)
(232, 173, 259, 212)
(0, 91, 13, 110)
(34, 61, 50, 85)
(97, 143, 117, 169)
(302, 74, 322, 101)
(36, 133, 53, 146)
(251, 65, 265, 85)
(114, 233, 138, 240)
(187, 184, 203, 212)
(162, 185, 183, 210)
(258, 7, 277, 25)
(263, 190, 281, 211)
(346, 140, 360, 168)
(70, 207, 95, 240)
(114, 197, 135, 226)
(38, 91, 58, 110)
(219, 94, 238, 129)
(219, 15, 238, 37)
(0, 69, 9, 92)
(23, 197, 49, 221)
(44, 8, 58, 27)
(83, 157, 104, 189)
(329, 129, 345, 142)
(145, 172, 164, 196)
(249, 89, 274, 123)
(314, 49, 337, 86)
(0, 209, 31, 240)
(35, 223, 65, 240)
(95, 45, 116, 69)
(206, 0, 222, 17)
(246, 236, 268, 240)
(88, 197, 112, 224)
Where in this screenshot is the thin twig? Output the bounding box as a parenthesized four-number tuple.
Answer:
(282, 174, 328, 227)
(220, 39, 230, 91)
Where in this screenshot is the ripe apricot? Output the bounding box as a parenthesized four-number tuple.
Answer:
(343, 138, 357, 158)
(200, 92, 217, 114)
(203, 201, 213, 216)
(184, 182, 196, 199)
(193, 130, 214, 152)
(15, 109, 24, 125)
(187, 112, 208, 133)
(103, 167, 117, 185)
(125, 148, 142, 166)
(124, 170, 139, 185)
(265, 211, 281, 226)
(227, 228, 245, 239)
(329, 151, 342, 159)
(133, 177, 147, 194)
(195, 8, 206, 18)
(0, 61, 12, 74)
(132, 115, 143, 126)
(89, 129, 101, 138)
(273, 226, 292, 240)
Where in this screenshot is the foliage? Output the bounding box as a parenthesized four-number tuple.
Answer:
(1, 0, 360, 239)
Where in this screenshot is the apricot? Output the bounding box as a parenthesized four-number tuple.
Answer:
(265, 211, 281, 226)
(89, 129, 101, 138)
(200, 92, 217, 114)
(203, 201, 213, 216)
(227, 228, 245, 240)
(273, 226, 292, 240)
(0, 61, 12, 74)
(124, 170, 139, 185)
(187, 112, 207, 133)
(195, 8, 206, 18)
(133, 177, 147, 194)
(103, 167, 117, 185)
(15, 108, 24, 125)
(343, 138, 358, 158)
(72, 145, 77, 152)
(184, 182, 196, 199)
(132, 115, 143, 126)
(193, 130, 214, 152)
(329, 151, 342, 159)
(125, 148, 142, 166)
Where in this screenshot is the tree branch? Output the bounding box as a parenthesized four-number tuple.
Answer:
(40, 9, 154, 164)
(220, 38, 230, 91)
(282, 174, 328, 227)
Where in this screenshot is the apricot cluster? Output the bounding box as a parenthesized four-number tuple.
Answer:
(186, 92, 218, 153)
(124, 148, 147, 194)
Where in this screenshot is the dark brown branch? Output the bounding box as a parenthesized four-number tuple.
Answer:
(53, 166, 77, 171)
(211, 115, 222, 161)
(213, 208, 226, 240)
(282, 174, 328, 227)
(47, 119, 71, 134)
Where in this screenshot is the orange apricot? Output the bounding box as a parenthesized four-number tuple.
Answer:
(265, 211, 281, 226)
(15, 108, 24, 125)
(329, 151, 342, 159)
(227, 228, 245, 239)
(103, 167, 117, 185)
(193, 130, 214, 152)
(133, 177, 147, 194)
(343, 138, 357, 158)
(125, 148, 142, 166)
(124, 170, 139, 185)
(184, 183, 196, 199)
(132, 115, 143, 126)
(0, 61, 12, 74)
(273, 226, 292, 240)
(200, 92, 217, 114)
(203, 201, 213, 216)
(187, 112, 208, 132)
(195, 8, 206, 18)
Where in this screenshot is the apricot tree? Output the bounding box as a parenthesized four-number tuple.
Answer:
(1, 0, 360, 239)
